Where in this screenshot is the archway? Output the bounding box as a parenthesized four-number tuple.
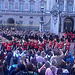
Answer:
(7, 18, 15, 24)
(64, 18, 74, 32)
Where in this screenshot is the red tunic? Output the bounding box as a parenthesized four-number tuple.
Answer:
(55, 42, 60, 49)
(43, 39, 47, 46)
(65, 42, 71, 50)
(59, 42, 64, 49)
(29, 40, 31, 46)
(4, 42, 7, 47)
(65, 33, 67, 38)
(59, 45, 63, 49)
(13, 39, 16, 45)
(54, 40, 57, 45)
(60, 42, 64, 46)
(17, 43, 22, 47)
(7, 43, 12, 50)
(39, 42, 43, 51)
(31, 41, 34, 47)
(49, 41, 53, 48)
(17, 41, 19, 46)
(72, 34, 74, 39)
(23, 41, 28, 50)
(67, 32, 70, 36)
(34, 40, 38, 49)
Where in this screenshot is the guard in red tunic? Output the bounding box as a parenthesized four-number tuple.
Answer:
(30, 35, 34, 50)
(55, 39, 60, 50)
(31, 40, 34, 49)
(53, 38, 57, 49)
(59, 38, 64, 49)
(23, 40, 28, 50)
(65, 39, 71, 51)
(2, 41, 7, 52)
(38, 37, 43, 51)
(49, 40, 53, 50)
(17, 40, 22, 47)
(65, 32, 67, 39)
(34, 34, 38, 51)
(71, 32, 75, 42)
(7, 41, 12, 51)
(28, 39, 31, 50)
(43, 34, 48, 50)
(12, 38, 16, 50)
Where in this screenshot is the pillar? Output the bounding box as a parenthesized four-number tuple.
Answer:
(73, 0, 75, 12)
(64, 0, 67, 11)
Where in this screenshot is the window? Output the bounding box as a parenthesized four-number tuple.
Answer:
(29, 21, 33, 25)
(30, 3, 34, 11)
(68, 4, 73, 12)
(9, 3, 13, 11)
(20, 3, 24, 11)
(30, 17, 33, 19)
(0, 3, 3, 10)
(0, 15, 2, 17)
(59, 4, 63, 11)
(20, 16, 23, 18)
(0, 20, 2, 24)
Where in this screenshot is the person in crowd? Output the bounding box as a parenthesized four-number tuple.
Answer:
(38, 61, 50, 75)
(0, 28, 75, 75)
(9, 57, 18, 72)
(36, 51, 44, 64)
(2, 61, 9, 75)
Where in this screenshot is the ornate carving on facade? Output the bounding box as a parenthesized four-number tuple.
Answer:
(51, 3, 59, 25)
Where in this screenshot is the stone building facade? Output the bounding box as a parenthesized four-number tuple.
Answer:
(0, 0, 50, 31)
(0, 0, 75, 33)
(47, 0, 75, 33)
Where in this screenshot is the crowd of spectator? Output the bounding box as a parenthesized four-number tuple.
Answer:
(0, 27, 75, 75)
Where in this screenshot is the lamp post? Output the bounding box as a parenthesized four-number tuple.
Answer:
(39, 6, 44, 32)
(59, 11, 62, 32)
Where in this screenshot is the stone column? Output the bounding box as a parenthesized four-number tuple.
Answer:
(50, 3, 59, 35)
(74, 18, 75, 31)
(64, 0, 67, 11)
(73, 0, 75, 11)
(47, 0, 50, 11)
(50, 14, 59, 35)
(61, 18, 64, 32)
